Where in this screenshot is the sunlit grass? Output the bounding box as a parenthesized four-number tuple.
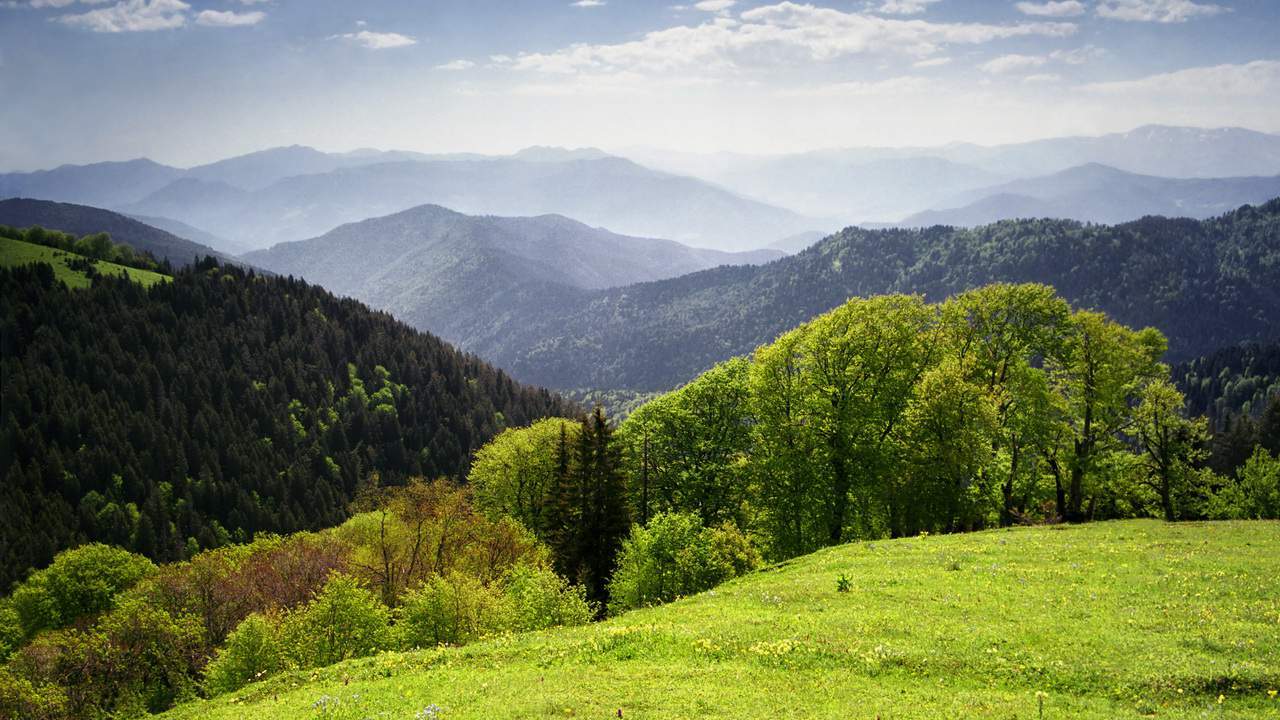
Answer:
(0, 236, 170, 288)
(162, 520, 1280, 719)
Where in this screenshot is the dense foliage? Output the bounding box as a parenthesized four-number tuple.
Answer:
(0, 480, 592, 718)
(0, 260, 571, 589)
(467, 200, 1280, 391)
(605, 284, 1277, 561)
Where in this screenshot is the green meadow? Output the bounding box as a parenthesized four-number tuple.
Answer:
(161, 520, 1280, 720)
(0, 235, 169, 289)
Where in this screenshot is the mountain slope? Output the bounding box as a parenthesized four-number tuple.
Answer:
(126, 157, 815, 251)
(159, 520, 1280, 720)
(904, 164, 1280, 227)
(0, 260, 571, 588)
(243, 204, 783, 349)
(0, 198, 239, 267)
(448, 201, 1280, 391)
(123, 212, 248, 256)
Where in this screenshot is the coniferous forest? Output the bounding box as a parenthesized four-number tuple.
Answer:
(0, 261, 571, 589)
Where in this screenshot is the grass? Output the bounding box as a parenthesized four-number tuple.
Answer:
(0, 235, 169, 288)
(162, 520, 1280, 720)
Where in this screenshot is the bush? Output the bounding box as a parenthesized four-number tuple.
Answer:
(0, 601, 21, 661)
(8, 544, 156, 641)
(0, 665, 68, 720)
(279, 574, 391, 669)
(396, 573, 506, 649)
(203, 614, 285, 695)
(502, 564, 593, 632)
(1236, 447, 1280, 519)
(608, 512, 760, 615)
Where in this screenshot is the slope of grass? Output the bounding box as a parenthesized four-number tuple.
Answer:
(162, 520, 1280, 720)
(0, 235, 169, 288)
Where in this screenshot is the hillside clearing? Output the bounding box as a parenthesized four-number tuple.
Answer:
(161, 520, 1280, 719)
(0, 235, 169, 288)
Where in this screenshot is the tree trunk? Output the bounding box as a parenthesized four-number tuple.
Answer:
(828, 454, 850, 546)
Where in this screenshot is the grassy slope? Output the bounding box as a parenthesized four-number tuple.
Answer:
(0, 236, 169, 288)
(163, 520, 1279, 719)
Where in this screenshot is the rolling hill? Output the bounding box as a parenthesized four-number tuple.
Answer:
(0, 198, 240, 267)
(903, 164, 1280, 227)
(435, 201, 1280, 392)
(158, 520, 1280, 720)
(242, 204, 783, 350)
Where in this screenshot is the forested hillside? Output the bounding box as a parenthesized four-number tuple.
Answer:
(243, 204, 781, 350)
(0, 199, 239, 268)
(466, 200, 1280, 391)
(1174, 341, 1280, 425)
(0, 261, 572, 589)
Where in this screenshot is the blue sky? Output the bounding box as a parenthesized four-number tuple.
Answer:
(1, 0, 1278, 170)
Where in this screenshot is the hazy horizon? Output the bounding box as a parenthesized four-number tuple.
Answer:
(3, 0, 1279, 171)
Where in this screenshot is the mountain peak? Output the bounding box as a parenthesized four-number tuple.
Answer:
(512, 146, 612, 162)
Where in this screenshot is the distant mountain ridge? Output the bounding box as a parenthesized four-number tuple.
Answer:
(243, 204, 784, 350)
(624, 125, 1280, 222)
(902, 164, 1280, 227)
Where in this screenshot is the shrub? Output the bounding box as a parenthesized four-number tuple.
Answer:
(1236, 447, 1280, 519)
(203, 614, 285, 695)
(8, 544, 156, 641)
(96, 596, 205, 714)
(608, 512, 760, 615)
(0, 601, 21, 661)
(0, 665, 67, 720)
(502, 564, 593, 632)
(396, 573, 506, 649)
(279, 574, 391, 669)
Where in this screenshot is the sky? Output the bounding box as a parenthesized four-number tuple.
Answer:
(1, 0, 1278, 170)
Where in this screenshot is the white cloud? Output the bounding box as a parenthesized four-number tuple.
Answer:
(1095, 0, 1226, 22)
(1050, 44, 1105, 64)
(979, 53, 1047, 74)
(693, 0, 735, 11)
(778, 74, 934, 97)
(56, 0, 187, 32)
(195, 9, 263, 26)
(876, 0, 942, 14)
(511, 2, 1075, 75)
(913, 56, 951, 67)
(332, 29, 417, 49)
(1022, 73, 1061, 82)
(1014, 0, 1086, 16)
(437, 59, 476, 70)
(1080, 60, 1280, 97)
(570, 0, 605, 6)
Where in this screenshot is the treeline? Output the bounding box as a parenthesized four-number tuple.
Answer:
(0, 260, 572, 590)
(476, 200, 1280, 391)
(471, 284, 1280, 572)
(0, 224, 167, 273)
(0, 480, 592, 719)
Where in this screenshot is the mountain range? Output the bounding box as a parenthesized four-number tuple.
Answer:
(624, 125, 1280, 222)
(1, 148, 819, 253)
(901, 164, 1280, 227)
(243, 204, 783, 350)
